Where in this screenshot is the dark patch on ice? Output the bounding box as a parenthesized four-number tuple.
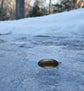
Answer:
(62, 39, 84, 50)
(19, 44, 27, 48)
(19, 44, 34, 48)
(0, 32, 11, 36)
(35, 35, 51, 37)
(64, 46, 84, 50)
(14, 37, 28, 42)
(0, 39, 5, 43)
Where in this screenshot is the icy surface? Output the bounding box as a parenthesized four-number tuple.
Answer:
(0, 35, 84, 91)
(0, 8, 84, 91)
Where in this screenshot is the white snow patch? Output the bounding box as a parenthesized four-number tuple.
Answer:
(0, 8, 84, 36)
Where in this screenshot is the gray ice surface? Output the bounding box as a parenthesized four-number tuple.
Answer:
(0, 34, 84, 91)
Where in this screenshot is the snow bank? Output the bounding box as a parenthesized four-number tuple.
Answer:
(0, 8, 84, 36)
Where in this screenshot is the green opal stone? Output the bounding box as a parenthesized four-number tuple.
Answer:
(38, 59, 59, 68)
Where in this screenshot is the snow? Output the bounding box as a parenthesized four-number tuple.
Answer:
(0, 8, 84, 36)
(0, 8, 84, 91)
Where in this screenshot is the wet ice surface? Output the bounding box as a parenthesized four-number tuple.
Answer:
(0, 35, 84, 91)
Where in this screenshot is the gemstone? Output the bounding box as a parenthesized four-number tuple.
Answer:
(38, 59, 59, 68)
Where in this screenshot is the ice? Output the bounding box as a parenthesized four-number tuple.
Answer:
(0, 8, 84, 91)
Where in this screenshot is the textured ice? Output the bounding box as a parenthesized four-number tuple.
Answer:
(0, 8, 84, 91)
(0, 35, 84, 91)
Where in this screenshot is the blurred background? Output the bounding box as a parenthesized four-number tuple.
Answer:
(0, 0, 84, 21)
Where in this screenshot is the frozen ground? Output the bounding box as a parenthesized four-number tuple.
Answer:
(0, 8, 84, 91)
(0, 34, 84, 91)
